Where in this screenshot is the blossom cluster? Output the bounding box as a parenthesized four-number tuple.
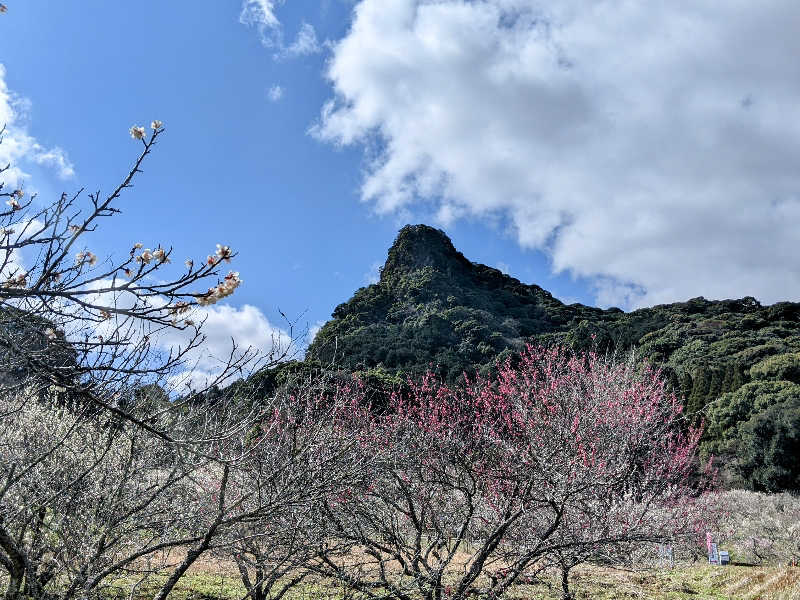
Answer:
(3, 272, 27, 288)
(207, 244, 232, 265)
(197, 271, 242, 306)
(129, 120, 163, 140)
(75, 251, 98, 266)
(6, 189, 23, 210)
(134, 243, 170, 265)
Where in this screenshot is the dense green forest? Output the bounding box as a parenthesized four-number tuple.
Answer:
(300, 224, 800, 492)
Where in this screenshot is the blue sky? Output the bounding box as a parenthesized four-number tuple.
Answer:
(2, 0, 800, 364)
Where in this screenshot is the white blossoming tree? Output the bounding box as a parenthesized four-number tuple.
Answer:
(0, 122, 295, 435)
(0, 120, 343, 600)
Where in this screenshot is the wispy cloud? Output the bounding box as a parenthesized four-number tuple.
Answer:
(239, 0, 280, 30)
(267, 84, 284, 102)
(283, 22, 321, 57)
(239, 1, 322, 59)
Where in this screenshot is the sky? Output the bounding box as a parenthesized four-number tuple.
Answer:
(2, 1, 799, 371)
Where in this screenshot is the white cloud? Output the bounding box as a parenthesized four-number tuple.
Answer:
(50, 273, 292, 392)
(30, 145, 74, 179)
(267, 84, 284, 102)
(79, 283, 293, 391)
(239, 0, 280, 32)
(307, 319, 326, 345)
(284, 22, 321, 57)
(315, 0, 800, 308)
(496, 262, 510, 276)
(239, 2, 322, 59)
(364, 260, 382, 285)
(159, 303, 293, 391)
(0, 63, 75, 185)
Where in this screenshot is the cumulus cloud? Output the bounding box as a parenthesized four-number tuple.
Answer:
(79, 281, 293, 391)
(314, 0, 800, 308)
(0, 64, 75, 184)
(159, 303, 293, 391)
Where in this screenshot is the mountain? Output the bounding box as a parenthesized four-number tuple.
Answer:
(306, 224, 800, 491)
(309, 224, 799, 382)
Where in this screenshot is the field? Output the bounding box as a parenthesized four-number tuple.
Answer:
(102, 563, 800, 600)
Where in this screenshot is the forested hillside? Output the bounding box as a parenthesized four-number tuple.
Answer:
(307, 224, 800, 491)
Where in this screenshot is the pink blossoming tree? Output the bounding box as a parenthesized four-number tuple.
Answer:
(314, 345, 709, 600)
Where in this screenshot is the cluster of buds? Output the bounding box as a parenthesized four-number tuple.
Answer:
(44, 327, 57, 340)
(75, 251, 98, 266)
(129, 120, 163, 140)
(197, 271, 242, 306)
(172, 301, 191, 315)
(3, 272, 26, 288)
(99, 309, 112, 321)
(6, 189, 23, 210)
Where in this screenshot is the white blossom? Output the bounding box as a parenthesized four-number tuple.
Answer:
(129, 126, 146, 140)
(75, 250, 97, 266)
(197, 271, 242, 306)
(151, 119, 163, 130)
(153, 248, 169, 263)
(216, 244, 233, 263)
(136, 249, 153, 265)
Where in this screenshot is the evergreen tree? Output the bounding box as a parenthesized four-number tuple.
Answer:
(687, 366, 711, 418)
(679, 370, 694, 407)
(708, 368, 724, 404)
(721, 364, 735, 394)
(731, 364, 747, 391)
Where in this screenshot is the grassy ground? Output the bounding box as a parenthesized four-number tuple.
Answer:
(102, 564, 800, 600)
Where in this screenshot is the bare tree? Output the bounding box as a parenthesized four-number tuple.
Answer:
(716, 490, 800, 566)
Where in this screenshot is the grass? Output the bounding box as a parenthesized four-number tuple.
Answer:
(97, 564, 800, 600)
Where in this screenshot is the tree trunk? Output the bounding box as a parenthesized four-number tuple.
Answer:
(561, 567, 572, 600)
